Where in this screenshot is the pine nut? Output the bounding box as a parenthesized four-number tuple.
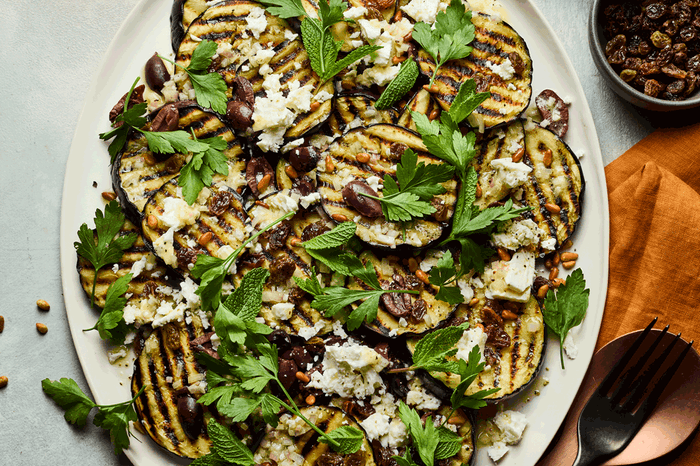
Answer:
(552, 278, 566, 287)
(497, 248, 511, 262)
(408, 257, 419, 273)
(475, 184, 482, 198)
(447, 411, 466, 424)
(36, 323, 48, 335)
(356, 152, 370, 163)
(553, 252, 560, 266)
(512, 148, 525, 163)
(36, 299, 50, 311)
(0, 315, 4, 333)
(549, 267, 559, 280)
(502, 309, 518, 320)
(392, 56, 407, 64)
(537, 284, 549, 299)
(198, 232, 213, 246)
(429, 109, 440, 121)
(331, 213, 348, 222)
(562, 260, 576, 269)
(295, 371, 310, 383)
(0, 376, 7, 389)
(305, 395, 316, 405)
(422, 84, 439, 93)
(560, 252, 579, 262)
(544, 203, 561, 214)
(415, 269, 430, 285)
(310, 101, 321, 111)
(469, 298, 480, 307)
(325, 155, 335, 172)
(147, 215, 158, 229)
(393, 10, 402, 21)
(290, 237, 302, 247)
(257, 173, 272, 193)
(285, 165, 298, 179)
(101, 191, 117, 201)
(543, 149, 553, 167)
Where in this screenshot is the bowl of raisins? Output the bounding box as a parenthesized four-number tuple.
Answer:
(590, 0, 700, 111)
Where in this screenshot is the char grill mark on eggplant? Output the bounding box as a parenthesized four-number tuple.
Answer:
(317, 124, 458, 249)
(175, 0, 334, 139)
(328, 93, 399, 135)
(415, 13, 533, 129)
(253, 406, 377, 466)
(132, 317, 212, 458)
(77, 219, 170, 309)
(349, 250, 456, 337)
(141, 179, 249, 274)
(171, 0, 212, 52)
(521, 123, 584, 249)
(396, 89, 442, 132)
(113, 105, 245, 224)
(407, 291, 546, 402)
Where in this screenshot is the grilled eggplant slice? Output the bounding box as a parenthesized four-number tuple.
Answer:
(234, 209, 334, 337)
(437, 405, 475, 466)
(396, 88, 442, 132)
(521, 123, 584, 249)
(112, 103, 246, 223)
(175, 0, 333, 141)
(328, 92, 399, 136)
(131, 316, 212, 459)
(170, 0, 211, 53)
(317, 124, 458, 249)
(253, 406, 377, 466)
(471, 120, 526, 209)
(348, 250, 456, 337)
(77, 219, 170, 309)
(416, 13, 533, 129)
(406, 292, 546, 402)
(141, 179, 249, 274)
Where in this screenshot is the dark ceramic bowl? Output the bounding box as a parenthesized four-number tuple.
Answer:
(589, 0, 700, 111)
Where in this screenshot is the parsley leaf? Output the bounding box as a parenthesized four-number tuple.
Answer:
(319, 426, 365, 454)
(450, 346, 500, 410)
(258, 0, 307, 18)
(543, 268, 590, 369)
(99, 78, 147, 163)
(362, 148, 454, 223)
(207, 419, 256, 466)
(412, 0, 476, 85)
(160, 40, 228, 113)
(428, 251, 464, 305)
(392, 449, 420, 466)
(179, 135, 229, 205)
(42, 378, 144, 455)
(74, 201, 137, 308)
(398, 402, 439, 466)
(84, 273, 132, 345)
(41, 378, 96, 427)
(192, 211, 294, 313)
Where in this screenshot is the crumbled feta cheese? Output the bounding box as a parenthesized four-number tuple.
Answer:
(308, 340, 389, 398)
(490, 157, 532, 190)
(455, 326, 488, 362)
(401, 0, 443, 24)
(487, 410, 528, 462)
(344, 6, 367, 19)
(492, 219, 548, 251)
(357, 64, 401, 87)
(563, 331, 578, 360)
(107, 346, 128, 364)
(298, 320, 326, 340)
(487, 58, 516, 80)
(406, 379, 441, 410)
(158, 197, 200, 230)
(246, 7, 268, 38)
(483, 250, 536, 302)
(271, 303, 295, 320)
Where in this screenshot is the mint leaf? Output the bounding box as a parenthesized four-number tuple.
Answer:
(319, 426, 364, 454)
(376, 58, 419, 110)
(392, 449, 420, 466)
(85, 273, 133, 344)
(325, 45, 382, 81)
(41, 378, 96, 427)
(435, 426, 463, 460)
(190, 452, 228, 466)
(448, 79, 491, 124)
(207, 419, 255, 466)
(74, 201, 137, 308)
(543, 268, 590, 369)
(411, 324, 467, 373)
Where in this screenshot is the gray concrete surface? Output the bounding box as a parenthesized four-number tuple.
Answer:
(0, 0, 669, 464)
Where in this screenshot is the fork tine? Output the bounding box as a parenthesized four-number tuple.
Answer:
(610, 324, 670, 404)
(623, 337, 694, 414)
(597, 317, 658, 396)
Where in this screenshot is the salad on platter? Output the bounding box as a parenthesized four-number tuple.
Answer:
(46, 0, 592, 464)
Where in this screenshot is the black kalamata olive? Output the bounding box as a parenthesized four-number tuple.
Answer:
(177, 395, 203, 439)
(109, 85, 145, 123)
(278, 358, 299, 390)
(267, 329, 292, 349)
(245, 157, 274, 196)
(301, 222, 330, 242)
(341, 180, 383, 218)
(226, 100, 253, 130)
(288, 146, 319, 173)
(145, 53, 170, 92)
(231, 76, 255, 107)
(150, 104, 179, 132)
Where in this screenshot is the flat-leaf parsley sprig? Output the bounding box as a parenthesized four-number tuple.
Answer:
(543, 268, 590, 369)
(413, 0, 477, 86)
(259, 0, 381, 83)
(42, 378, 145, 455)
(74, 201, 137, 308)
(84, 273, 133, 345)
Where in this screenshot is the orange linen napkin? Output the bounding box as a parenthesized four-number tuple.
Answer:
(538, 124, 700, 466)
